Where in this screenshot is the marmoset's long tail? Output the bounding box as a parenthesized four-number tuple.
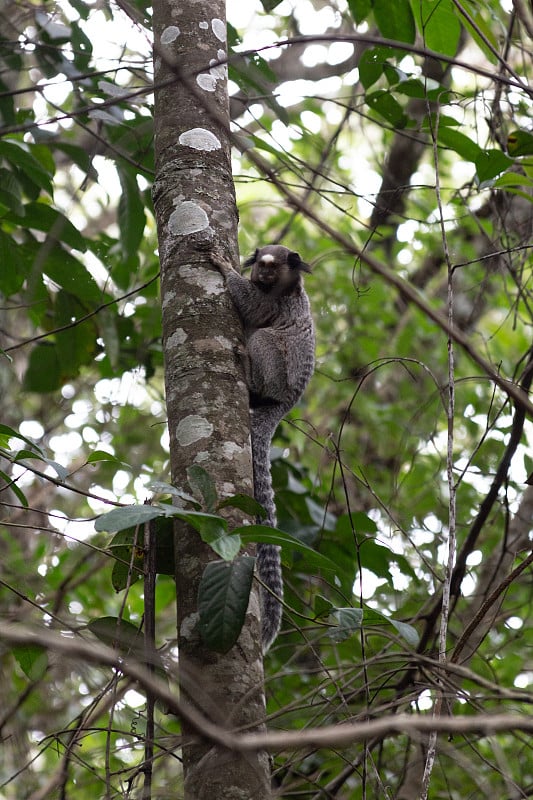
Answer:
(251, 403, 288, 652)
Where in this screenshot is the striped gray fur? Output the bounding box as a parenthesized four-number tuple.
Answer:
(211, 245, 315, 650)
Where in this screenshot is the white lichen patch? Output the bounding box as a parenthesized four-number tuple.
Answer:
(178, 264, 207, 287)
(180, 612, 200, 640)
(167, 328, 187, 347)
(194, 451, 209, 462)
(161, 25, 180, 43)
(176, 415, 213, 446)
(220, 481, 237, 497)
(161, 289, 176, 308)
(168, 201, 209, 235)
(209, 51, 227, 81)
(221, 441, 247, 459)
(199, 20, 208, 29)
(196, 73, 217, 92)
(213, 334, 233, 349)
(203, 271, 225, 296)
(212, 18, 226, 42)
(179, 127, 221, 152)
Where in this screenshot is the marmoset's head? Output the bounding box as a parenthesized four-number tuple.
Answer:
(244, 245, 311, 293)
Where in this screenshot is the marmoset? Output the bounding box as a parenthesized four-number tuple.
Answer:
(211, 245, 315, 651)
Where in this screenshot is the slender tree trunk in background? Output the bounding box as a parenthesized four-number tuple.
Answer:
(152, 1, 271, 797)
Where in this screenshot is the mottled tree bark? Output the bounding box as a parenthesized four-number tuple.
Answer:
(152, 1, 271, 797)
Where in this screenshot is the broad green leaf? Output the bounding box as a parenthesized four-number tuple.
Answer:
(23, 344, 62, 393)
(192, 515, 240, 561)
(39, 243, 104, 305)
(374, 0, 415, 43)
(359, 47, 394, 90)
(475, 150, 513, 185)
(389, 618, 420, 646)
(235, 525, 339, 573)
(411, 0, 462, 56)
(109, 528, 145, 590)
(53, 291, 98, 376)
(0, 469, 28, 506)
(366, 90, 408, 128)
(328, 607, 363, 641)
(147, 481, 200, 506)
(0, 424, 44, 454)
(109, 517, 175, 589)
(4, 202, 86, 251)
(41, 457, 68, 482)
(218, 493, 265, 519)
(86, 450, 125, 465)
(87, 617, 144, 657)
(0, 167, 24, 215)
(187, 464, 217, 512)
(457, 0, 498, 64)
(348, 0, 371, 23)
(0, 230, 27, 295)
(0, 140, 53, 195)
(507, 129, 533, 157)
(363, 608, 420, 646)
(13, 644, 48, 680)
(96, 503, 171, 532)
(198, 556, 255, 653)
(314, 594, 334, 617)
(117, 165, 146, 264)
(436, 126, 481, 162)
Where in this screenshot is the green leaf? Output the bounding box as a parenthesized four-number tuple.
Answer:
(348, 0, 371, 23)
(457, 0, 498, 64)
(374, 0, 415, 43)
(314, 594, 334, 617)
(0, 469, 28, 506)
(187, 464, 217, 512)
(40, 243, 104, 305)
(389, 618, 420, 646)
(0, 167, 24, 215)
(117, 165, 146, 265)
(41, 457, 68, 482)
(147, 481, 200, 506)
(475, 149, 514, 185)
(109, 528, 145, 590)
(86, 450, 125, 465)
(53, 291, 98, 376)
(436, 126, 482, 162)
(23, 343, 62, 393)
(87, 617, 144, 657)
(363, 608, 420, 646)
(13, 644, 48, 680)
(366, 90, 408, 128)
(97, 503, 232, 563)
(96, 503, 170, 532)
(235, 525, 339, 573)
(192, 515, 239, 561)
(328, 607, 363, 641)
(218, 493, 265, 519)
(4, 202, 87, 251)
(0, 139, 54, 195)
(411, 0, 462, 56)
(359, 47, 394, 90)
(0, 230, 27, 295)
(109, 518, 175, 589)
(507, 129, 533, 157)
(198, 556, 255, 653)
(0, 424, 44, 454)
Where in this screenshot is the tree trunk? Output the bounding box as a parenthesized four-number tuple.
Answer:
(152, 2, 271, 797)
